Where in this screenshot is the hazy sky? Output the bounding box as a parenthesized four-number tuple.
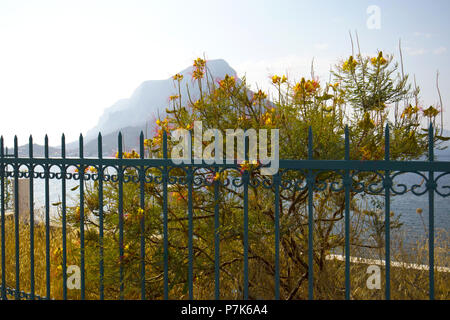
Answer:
(0, 0, 449, 146)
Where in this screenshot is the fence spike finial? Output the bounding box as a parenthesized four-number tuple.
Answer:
(139, 131, 144, 159)
(163, 130, 167, 159)
(61, 133, 66, 158)
(29, 135, 33, 157)
(344, 125, 349, 160)
(428, 122, 434, 162)
(118, 131, 123, 158)
(97, 132, 102, 159)
(14, 135, 18, 157)
(79, 133, 84, 158)
(44, 134, 49, 158)
(308, 126, 313, 159)
(385, 123, 390, 161)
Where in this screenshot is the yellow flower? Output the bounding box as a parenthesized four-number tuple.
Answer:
(219, 74, 236, 91)
(169, 94, 180, 101)
(192, 69, 204, 80)
(265, 117, 272, 125)
(293, 82, 303, 93)
(172, 73, 184, 81)
(371, 52, 387, 66)
(343, 56, 358, 72)
(253, 90, 267, 102)
(281, 75, 287, 83)
(271, 75, 281, 84)
(156, 119, 161, 126)
(193, 58, 206, 68)
(193, 100, 202, 110)
(423, 106, 439, 118)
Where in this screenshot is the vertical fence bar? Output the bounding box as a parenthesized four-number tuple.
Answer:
(214, 166, 220, 300)
(428, 124, 435, 300)
(61, 134, 67, 300)
(187, 130, 194, 300)
(139, 132, 146, 300)
(98, 133, 104, 300)
(384, 124, 391, 300)
(14, 136, 19, 300)
(307, 127, 314, 300)
(344, 126, 350, 300)
(79, 134, 85, 300)
(0, 136, 5, 300)
(243, 135, 249, 300)
(118, 132, 124, 300)
(273, 173, 280, 300)
(29, 136, 35, 300)
(44, 135, 51, 299)
(162, 130, 169, 300)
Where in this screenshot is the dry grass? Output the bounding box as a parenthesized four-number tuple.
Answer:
(0, 215, 448, 300)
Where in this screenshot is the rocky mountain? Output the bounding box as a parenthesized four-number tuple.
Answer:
(61, 59, 235, 156)
(85, 59, 237, 139)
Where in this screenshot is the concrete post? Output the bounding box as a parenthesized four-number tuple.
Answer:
(13, 178, 30, 222)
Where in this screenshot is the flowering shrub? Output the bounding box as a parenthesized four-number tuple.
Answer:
(61, 51, 447, 300)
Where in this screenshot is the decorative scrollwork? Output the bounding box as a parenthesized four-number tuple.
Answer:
(435, 172, 450, 197)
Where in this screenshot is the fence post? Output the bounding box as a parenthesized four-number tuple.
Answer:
(307, 126, 314, 300)
(0, 136, 6, 300)
(11, 179, 30, 223)
(428, 124, 435, 300)
(79, 134, 85, 300)
(29, 136, 35, 300)
(273, 172, 280, 300)
(14, 136, 19, 300)
(344, 126, 351, 300)
(384, 125, 391, 300)
(187, 130, 194, 300)
(61, 134, 67, 300)
(97, 133, 104, 300)
(118, 132, 124, 300)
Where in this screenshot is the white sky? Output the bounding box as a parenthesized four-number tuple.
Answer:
(0, 0, 449, 146)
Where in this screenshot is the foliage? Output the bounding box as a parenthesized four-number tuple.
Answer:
(56, 52, 448, 300)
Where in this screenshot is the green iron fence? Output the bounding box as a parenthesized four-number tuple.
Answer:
(0, 125, 449, 300)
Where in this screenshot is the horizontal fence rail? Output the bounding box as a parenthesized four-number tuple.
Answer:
(0, 125, 449, 300)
